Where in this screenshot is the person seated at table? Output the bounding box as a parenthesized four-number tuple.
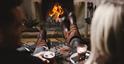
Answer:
(59, 12, 89, 64)
(60, 12, 88, 52)
(0, 0, 44, 64)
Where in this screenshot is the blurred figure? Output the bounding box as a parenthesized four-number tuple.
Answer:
(0, 0, 43, 64)
(63, 12, 88, 51)
(33, 26, 48, 54)
(58, 12, 89, 63)
(85, 0, 124, 64)
(33, 26, 57, 64)
(60, 12, 82, 45)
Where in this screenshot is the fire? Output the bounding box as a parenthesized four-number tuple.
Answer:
(48, 3, 64, 20)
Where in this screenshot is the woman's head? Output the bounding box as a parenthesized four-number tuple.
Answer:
(86, 0, 124, 64)
(0, 0, 24, 48)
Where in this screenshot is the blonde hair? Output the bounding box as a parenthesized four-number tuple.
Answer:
(85, 1, 124, 64)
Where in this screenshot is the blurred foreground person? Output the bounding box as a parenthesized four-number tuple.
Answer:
(0, 0, 43, 64)
(85, 0, 124, 64)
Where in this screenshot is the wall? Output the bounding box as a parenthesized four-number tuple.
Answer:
(21, 0, 36, 20)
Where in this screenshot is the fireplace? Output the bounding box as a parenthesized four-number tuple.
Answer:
(41, 0, 74, 21)
(48, 3, 64, 21)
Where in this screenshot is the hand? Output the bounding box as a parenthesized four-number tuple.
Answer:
(33, 52, 50, 63)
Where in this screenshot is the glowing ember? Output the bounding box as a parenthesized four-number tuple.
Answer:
(48, 3, 64, 21)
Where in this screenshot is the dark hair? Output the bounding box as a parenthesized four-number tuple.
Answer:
(0, 0, 23, 48)
(0, 0, 23, 27)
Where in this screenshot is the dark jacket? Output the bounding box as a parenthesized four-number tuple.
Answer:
(0, 48, 43, 64)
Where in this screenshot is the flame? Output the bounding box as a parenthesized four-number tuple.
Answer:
(48, 3, 64, 20)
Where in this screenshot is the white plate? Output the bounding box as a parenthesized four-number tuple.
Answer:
(43, 51, 55, 59)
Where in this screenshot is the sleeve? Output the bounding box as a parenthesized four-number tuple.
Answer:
(32, 56, 44, 64)
(17, 51, 44, 64)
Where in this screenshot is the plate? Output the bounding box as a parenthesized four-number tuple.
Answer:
(43, 51, 55, 59)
